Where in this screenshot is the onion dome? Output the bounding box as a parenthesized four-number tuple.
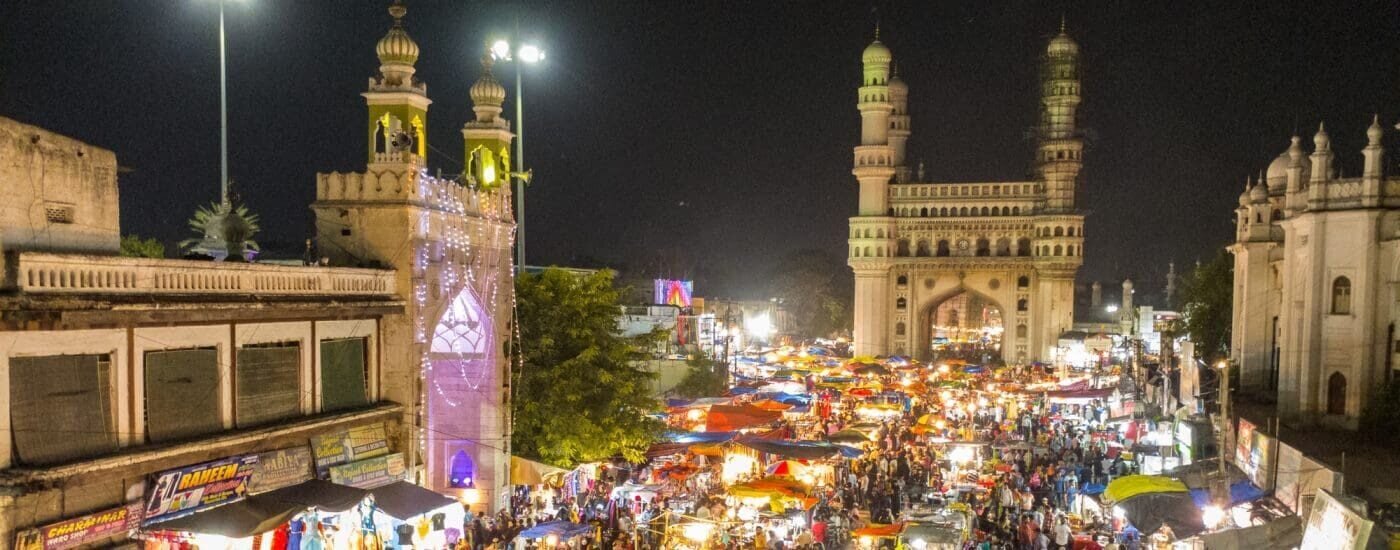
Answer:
(1250, 181, 1268, 203)
(862, 40, 892, 64)
(1238, 186, 1251, 207)
(1313, 121, 1330, 151)
(470, 56, 506, 107)
(377, 2, 419, 66)
(1266, 138, 1311, 188)
(888, 71, 908, 96)
(1047, 19, 1079, 57)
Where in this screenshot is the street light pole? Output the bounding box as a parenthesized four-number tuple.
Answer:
(513, 49, 525, 270)
(217, 0, 230, 203)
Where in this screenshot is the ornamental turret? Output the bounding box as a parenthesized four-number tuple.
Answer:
(1036, 20, 1084, 213)
(853, 27, 896, 216)
(888, 64, 912, 183)
(463, 54, 514, 190)
(365, 1, 430, 164)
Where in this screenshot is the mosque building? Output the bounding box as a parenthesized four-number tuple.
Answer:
(848, 23, 1086, 363)
(1230, 117, 1399, 429)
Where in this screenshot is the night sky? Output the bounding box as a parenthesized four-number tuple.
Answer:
(3, 1, 1398, 299)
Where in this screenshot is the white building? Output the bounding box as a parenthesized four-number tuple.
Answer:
(1230, 118, 1399, 429)
(848, 24, 1086, 362)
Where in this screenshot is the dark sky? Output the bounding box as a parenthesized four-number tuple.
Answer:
(4, 1, 1398, 299)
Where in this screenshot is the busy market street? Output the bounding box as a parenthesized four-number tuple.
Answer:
(496, 342, 1304, 550)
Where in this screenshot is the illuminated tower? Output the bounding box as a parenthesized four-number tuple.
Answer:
(365, 1, 429, 164)
(848, 30, 899, 357)
(462, 55, 514, 189)
(1037, 21, 1083, 213)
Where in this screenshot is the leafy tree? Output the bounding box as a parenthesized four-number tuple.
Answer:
(119, 235, 165, 258)
(766, 249, 853, 339)
(1361, 380, 1400, 447)
(672, 355, 727, 398)
(1178, 250, 1233, 361)
(513, 268, 663, 466)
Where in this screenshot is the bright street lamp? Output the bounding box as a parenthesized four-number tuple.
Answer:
(490, 37, 545, 271)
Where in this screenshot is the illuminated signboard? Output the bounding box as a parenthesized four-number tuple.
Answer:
(654, 279, 693, 307)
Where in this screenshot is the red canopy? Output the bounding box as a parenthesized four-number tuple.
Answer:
(706, 404, 782, 432)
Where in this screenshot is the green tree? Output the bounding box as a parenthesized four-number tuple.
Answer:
(119, 235, 165, 258)
(766, 249, 853, 339)
(513, 268, 663, 466)
(671, 355, 727, 398)
(1178, 250, 1234, 361)
(1361, 380, 1400, 446)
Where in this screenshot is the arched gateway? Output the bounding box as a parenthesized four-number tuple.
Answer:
(847, 25, 1087, 363)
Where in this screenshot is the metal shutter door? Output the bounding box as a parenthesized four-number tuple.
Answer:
(235, 346, 300, 428)
(321, 338, 368, 412)
(145, 349, 222, 442)
(10, 355, 116, 465)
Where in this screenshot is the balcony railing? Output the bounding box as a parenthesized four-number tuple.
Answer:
(4, 252, 396, 297)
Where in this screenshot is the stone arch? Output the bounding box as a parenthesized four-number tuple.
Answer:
(914, 284, 1009, 363)
(995, 237, 1011, 256)
(975, 237, 991, 256)
(935, 239, 950, 257)
(940, 207, 949, 216)
(916, 240, 931, 257)
(959, 207, 969, 216)
(896, 239, 910, 257)
(1053, 244, 1063, 256)
(1054, 226, 1064, 237)
(428, 284, 497, 496)
(992, 206, 1001, 216)
(981, 207, 990, 216)
(864, 246, 872, 257)
(1017, 238, 1031, 257)
(921, 207, 929, 217)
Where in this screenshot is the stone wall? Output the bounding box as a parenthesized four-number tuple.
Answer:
(0, 117, 120, 255)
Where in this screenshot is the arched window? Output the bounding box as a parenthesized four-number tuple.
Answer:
(959, 207, 969, 216)
(1332, 277, 1352, 315)
(896, 275, 908, 286)
(936, 240, 951, 257)
(975, 238, 990, 257)
(864, 229, 872, 238)
(981, 207, 990, 216)
(992, 207, 1001, 216)
(450, 450, 476, 488)
(876, 247, 884, 257)
(876, 229, 884, 238)
(896, 297, 907, 309)
(1327, 372, 1347, 415)
(1054, 226, 1064, 237)
(887, 207, 895, 216)
(916, 240, 931, 257)
(1016, 325, 1028, 338)
(864, 246, 872, 257)
(940, 207, 949, 216)
(921, 207, 929, 217)
(1017, 276, 1029, 288)
(1272, 209, 1282, 221)
(851, 247, 858, 257)
(1255, 212, 1262, 223)
(1017, 299, 1028, 312)
(895, 322, 907, 336)
(1053, 245, 1063, 256)
(1012, 207, 1020, 215)
(996, 238, 1011, 256)
(1017, 238, 1031, 257)
(896, 239, 910, 257)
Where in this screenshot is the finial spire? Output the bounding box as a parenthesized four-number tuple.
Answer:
(875, 20, 881, 41)
(1060, 14, 1066, 33)
(389, 0, 406, 25)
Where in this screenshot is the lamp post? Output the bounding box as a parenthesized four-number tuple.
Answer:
(489, 38, 544, 271)
(212, 0, 242, 203)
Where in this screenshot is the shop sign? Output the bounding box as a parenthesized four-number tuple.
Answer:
(311, 422, 389, 476)
(329, 452, 406, 489)
(142, 454, 258, 526)
(248, 446, 314, 494)
(14, 502, 141, 550)
(1300, 489, 1374, 550)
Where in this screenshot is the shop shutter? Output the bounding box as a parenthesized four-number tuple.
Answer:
(145, 348, 222, 442)
(10, 354, 116, 465)
(321, 338, 368, 412)
(235, 345, 301, 428)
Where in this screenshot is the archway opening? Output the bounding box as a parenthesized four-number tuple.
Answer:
(1327, 372, 1347, 416)
(926, 290, 1003, 364)
(450, 450, 476, 488)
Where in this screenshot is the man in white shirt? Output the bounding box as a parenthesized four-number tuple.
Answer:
(1052, 518, 1073, 550)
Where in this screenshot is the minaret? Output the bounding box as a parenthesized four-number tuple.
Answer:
(1284, 135, 1307, 215)
(1090, 281, 1102, 308)
(888, 63, 912, 183)
(853, 30, 895, 215)
(1036, 20, 1083, 213)
(463, 54, 514, 190)
(1364, 115, 1385, 179)
(364, 1, 430, 165)
(1310, 122, 1333, 183)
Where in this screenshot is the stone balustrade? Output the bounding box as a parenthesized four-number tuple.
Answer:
(4, 252, 396, 297)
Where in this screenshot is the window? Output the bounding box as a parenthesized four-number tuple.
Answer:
(1017, 276, 1030, 288)
(1331, 277, 1352, 315)
(1016, 325, 1028, 338)
(896, 240, 910, 257)
(236, 343, 302, 428)
(896, 297, 907, 309)
(1327, 372, 1347, 415)
(936, 240, 950, 257)
(916, 240, 931, 257)
(10, 354, 116, 465)
(1054, 227, 1064, 237)
(321, 338, 369, 412)
(921, 207, 929, 217)
(450, 450, 476, 488)
(1017, 238, 1031, 257)
(895, 322, 906, 336)
(975, 238, 990, 257)
(145, 348, 221, 443)
(896, 275, 908, 286)
(44, 204, 75, 224)
(1017, 299, 1028, 312)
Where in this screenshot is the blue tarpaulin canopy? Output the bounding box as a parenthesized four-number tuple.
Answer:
(1188, 480, 1267, 508)
(738, 438, 863, 460)
(666, 431, 738, 444)
(518, 521, 594, 541)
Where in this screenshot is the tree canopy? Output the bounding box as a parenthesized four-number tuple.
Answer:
(765, 249, 852, 339)
(119, 235, 165, 258)
(513, 268, 663, 466)
(1178, 250, 1233, 361)
(671, 355, 727, 398)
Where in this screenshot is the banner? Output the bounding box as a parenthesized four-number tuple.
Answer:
(1300, 489, 1373, 550)
(143, 454, 258, 526)
(248, 446, 314, 494)
(312, 422, 389, 476)
(14, 503, 141, 550)
(329, 452, 406, 489)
